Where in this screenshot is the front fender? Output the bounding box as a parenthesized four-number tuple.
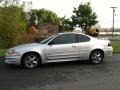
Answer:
(19, 47, 45, 64)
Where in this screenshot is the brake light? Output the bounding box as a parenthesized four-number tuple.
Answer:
(108, 43, 111, 46)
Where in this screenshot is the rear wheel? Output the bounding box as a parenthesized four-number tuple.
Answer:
(22, 53, 41, 69)
(89, 50, 103, 64)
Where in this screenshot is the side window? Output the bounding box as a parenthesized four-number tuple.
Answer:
(77, 34, 90, 42)
(50, 34, 77, 45)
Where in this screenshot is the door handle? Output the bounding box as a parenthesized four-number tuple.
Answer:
(72, 45, 77, 48)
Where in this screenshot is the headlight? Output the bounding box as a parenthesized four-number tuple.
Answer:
(7, 49, 20, 55)
(8, 49, 16, 54)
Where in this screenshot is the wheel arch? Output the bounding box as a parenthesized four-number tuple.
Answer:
(89, 49, 105, 58)
(21, 51, 42, 65)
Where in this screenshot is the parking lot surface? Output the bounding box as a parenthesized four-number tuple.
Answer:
(0, 54, 120, 90)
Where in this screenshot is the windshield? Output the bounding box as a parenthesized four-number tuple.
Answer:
(40, 35, 55, 44)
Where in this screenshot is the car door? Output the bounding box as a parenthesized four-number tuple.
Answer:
(44, 34, 80, 62)
(77, 34, 91, 59)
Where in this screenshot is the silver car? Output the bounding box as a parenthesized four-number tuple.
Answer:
(5, 32, 113, 68)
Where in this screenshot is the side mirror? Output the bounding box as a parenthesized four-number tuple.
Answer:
(48, 41, 53, 45)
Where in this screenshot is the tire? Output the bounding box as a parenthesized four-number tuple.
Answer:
(89, 50, 103, 64)
(22, 53, 41, 69)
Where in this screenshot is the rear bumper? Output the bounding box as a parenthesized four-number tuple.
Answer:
(5, 55, 21, 65)
(104, 46, 113, 57)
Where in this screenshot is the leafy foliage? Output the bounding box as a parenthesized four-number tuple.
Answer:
(58, 16, 74, 32)
(0, 1, 27, 48)
(71, 2, 98, 33)
(28, 8, 60, 27)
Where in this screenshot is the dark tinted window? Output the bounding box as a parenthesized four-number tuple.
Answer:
(77, 34, 90, 42)
(40, 35, 55, 44)
(50, 34, 77, 45)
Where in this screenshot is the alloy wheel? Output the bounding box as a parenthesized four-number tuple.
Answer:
(90, 51, 103, 64)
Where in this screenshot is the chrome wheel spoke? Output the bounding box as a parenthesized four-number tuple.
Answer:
(96, 53, 100, 57)
(29, 63, 34, 68)
(92, 55, 97, 60)
(28, 56, 33, 61)
(33, 60, 37, 64)
(25, 55, 38, 68)
(97, 57, 101, 61)
(26, 60, 31, 64)
(31, 56, 36, 61)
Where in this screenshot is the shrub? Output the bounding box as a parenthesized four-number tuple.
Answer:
(0, 6, 27, 48)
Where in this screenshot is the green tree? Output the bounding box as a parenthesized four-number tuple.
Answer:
(28, 9, 38, 27)
(71, 2, 98, 33)
(29, 8, 60, 27)
(58, 16, 74, 32)
(37, 8, 59, 25)
(0, 1, 27, 48)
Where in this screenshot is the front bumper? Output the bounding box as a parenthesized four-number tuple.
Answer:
(5, 55, 22, 65)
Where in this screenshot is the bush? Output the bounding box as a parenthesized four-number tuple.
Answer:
(0, 6, 27, 48)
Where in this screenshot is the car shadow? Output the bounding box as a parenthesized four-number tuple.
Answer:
(4, 60, 90, 70)
(40, 60, 106, 68)
(1, 57, 106, 70)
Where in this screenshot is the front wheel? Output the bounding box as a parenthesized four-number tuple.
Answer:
(89, 50, 103, 64)
(22, 53, 41, 69)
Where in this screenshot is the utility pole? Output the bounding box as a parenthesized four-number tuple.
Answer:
(110, 7, 117, 37)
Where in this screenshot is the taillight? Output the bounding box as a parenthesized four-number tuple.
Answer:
(108, 43, 111, 46)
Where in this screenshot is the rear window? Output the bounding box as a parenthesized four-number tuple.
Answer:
(77, 34, 90, 42)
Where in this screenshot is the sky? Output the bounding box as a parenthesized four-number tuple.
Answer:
(24, 0, 120, 28)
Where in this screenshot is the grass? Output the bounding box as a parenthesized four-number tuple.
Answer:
(0, 49, 6, 56)
(111, 41, 120, 53)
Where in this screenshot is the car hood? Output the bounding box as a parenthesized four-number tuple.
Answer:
(9, 43, 45, 50)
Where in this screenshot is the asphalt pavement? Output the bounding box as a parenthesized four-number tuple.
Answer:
(0, 54, 120, 90)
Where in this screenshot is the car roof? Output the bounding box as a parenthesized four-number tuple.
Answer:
(58, 32, 82, 35)
(58, 32, 91, 37)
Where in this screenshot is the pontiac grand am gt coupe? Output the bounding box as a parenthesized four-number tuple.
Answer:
(5, 32, 113, 68)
